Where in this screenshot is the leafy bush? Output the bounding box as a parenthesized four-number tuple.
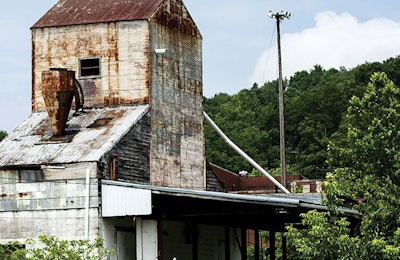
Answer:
(0, 235, 113, 260)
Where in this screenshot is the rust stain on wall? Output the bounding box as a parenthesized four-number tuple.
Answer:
(18, 193, 28, 198)
(152, 1, 201, 38)
(32, 21, 151, 111)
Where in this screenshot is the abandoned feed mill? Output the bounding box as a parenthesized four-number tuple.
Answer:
(0, 0, 359, 259)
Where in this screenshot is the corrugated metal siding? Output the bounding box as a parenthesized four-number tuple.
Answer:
(0, 208, 100, 242)
(102, 183, 152, 217)
(0, 178, 98, 212)
(32, 0, 164, 28)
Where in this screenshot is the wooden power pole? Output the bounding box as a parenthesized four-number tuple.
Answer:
(268, 11, 291, 188)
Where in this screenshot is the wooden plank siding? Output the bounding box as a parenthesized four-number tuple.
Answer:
(101, 113, 151, 184)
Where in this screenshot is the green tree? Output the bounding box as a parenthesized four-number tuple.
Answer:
(203, 56, 400, 179)
(286, 210, 365, 260)
(285, 66, 352, 178)
(0, 235, 113, 260)
(0, 130, 7, 142)
(287, 72, 400, 258)
(204, 81, 281, 173)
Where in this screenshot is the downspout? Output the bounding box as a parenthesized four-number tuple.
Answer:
(203, 112, 290, 194)
(84, 169, 90, 240)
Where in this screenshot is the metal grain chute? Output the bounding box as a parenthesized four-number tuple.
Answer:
(41, 68, 76, 136)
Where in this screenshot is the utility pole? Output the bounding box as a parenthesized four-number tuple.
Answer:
(268, 11, 290, 189)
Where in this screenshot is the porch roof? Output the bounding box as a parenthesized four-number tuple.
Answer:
(101, 180, 360, 231)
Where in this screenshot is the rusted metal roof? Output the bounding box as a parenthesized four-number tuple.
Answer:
(32, 0, 164, 28)
(0, 105, 149, 167)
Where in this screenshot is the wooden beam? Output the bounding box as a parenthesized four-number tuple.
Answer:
(282, 233, 287, 260)
(269, 231, 275, 260)
(241, 227, 247, 260)
(225, 227, 230, 260)
(255, 230, 260, 260)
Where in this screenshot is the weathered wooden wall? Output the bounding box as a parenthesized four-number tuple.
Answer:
(148, 0, 205, 189)
(31, 21, 150, 111)
(101, 113, 151, 184)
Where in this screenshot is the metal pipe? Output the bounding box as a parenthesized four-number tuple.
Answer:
(203, 112, 290, 194)
(84, 169, 90, 240)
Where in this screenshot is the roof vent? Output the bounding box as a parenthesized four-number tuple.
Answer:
(41, 68, 75, 136)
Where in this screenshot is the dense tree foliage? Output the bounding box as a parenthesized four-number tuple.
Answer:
(204, 81, 281, 173)
(204, 55, 400, 178)
(0, 130, 7, 142)
(286, 72, 400, 258)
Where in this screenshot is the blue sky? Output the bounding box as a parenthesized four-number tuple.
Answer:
(1, 0, 400, 132)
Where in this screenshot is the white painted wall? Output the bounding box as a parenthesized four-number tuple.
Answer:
(136, 218, 158, 260)
(0, 208, 99, 243)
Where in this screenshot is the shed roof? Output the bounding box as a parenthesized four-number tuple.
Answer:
(101, 180, 360, 230)
(0, 105, 149, 167)
(32, 0, 164, 28)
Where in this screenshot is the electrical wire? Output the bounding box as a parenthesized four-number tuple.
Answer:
(261, 22, 277, 84)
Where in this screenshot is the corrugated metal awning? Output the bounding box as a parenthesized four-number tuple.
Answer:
(102, 183, 152, 217)
(102, 180, 300, 208)
(101, 180, 360, 230)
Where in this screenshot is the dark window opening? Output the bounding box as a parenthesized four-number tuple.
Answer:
(87, 118, 113, 128)
(110, 154, 118, 181)
(80, 58, 100, 77)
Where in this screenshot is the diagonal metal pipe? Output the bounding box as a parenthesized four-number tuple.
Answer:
(203, 111, 290, 194)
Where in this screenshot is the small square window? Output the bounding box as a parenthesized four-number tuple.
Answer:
(80, 58, 100, 77)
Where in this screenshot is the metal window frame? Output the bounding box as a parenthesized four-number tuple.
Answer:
(79, 57, 101, 78)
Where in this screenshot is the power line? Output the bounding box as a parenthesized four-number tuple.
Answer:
(261, 22, 277, 83)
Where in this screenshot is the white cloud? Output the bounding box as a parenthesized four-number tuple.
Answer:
(249, 11, 400, 84)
